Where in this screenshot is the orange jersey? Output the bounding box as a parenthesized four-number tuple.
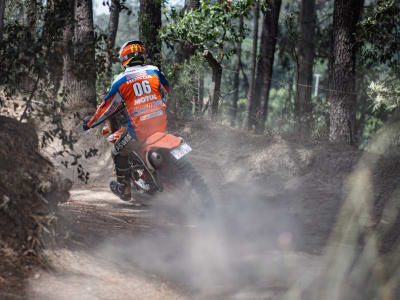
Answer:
(87, 65, 169, 142)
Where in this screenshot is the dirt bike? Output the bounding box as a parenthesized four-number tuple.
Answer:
(100, 120, 214, 216)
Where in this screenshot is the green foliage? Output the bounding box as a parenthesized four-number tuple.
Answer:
(161, 53, 208, 118)
(368, 79, 400, 112)
(161, 0, 253, 61)
(356, 0, 400, 141)
(359, 0, 400, 77)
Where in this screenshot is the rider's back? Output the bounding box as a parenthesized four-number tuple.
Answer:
(111, 65, 168, 141)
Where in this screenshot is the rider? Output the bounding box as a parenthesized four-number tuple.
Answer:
(82, 40, 169, 201)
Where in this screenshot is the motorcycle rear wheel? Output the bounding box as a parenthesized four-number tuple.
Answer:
(163, 155, 215, 218)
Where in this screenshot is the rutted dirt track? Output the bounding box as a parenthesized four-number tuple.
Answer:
(27, 181, 318, 300)
(27, 121, 330, 300)
(28, 188, 188, 300)
(6, 120, 400, 299)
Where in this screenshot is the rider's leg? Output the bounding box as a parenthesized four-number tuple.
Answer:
(109, 128, 133, 201)
(110, 153, 131, 201)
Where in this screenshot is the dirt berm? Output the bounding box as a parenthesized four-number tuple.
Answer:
(0, 116, 72, 299)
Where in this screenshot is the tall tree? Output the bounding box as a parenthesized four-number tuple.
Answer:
(245, 2, 260, 130)
(231, 15, 243, 127)
(196, 68, 204, 115)
(204, 51, 222, 121)
(42, 0, 73, 94)
(0, 0, 5, 41)
(160, 0, 249, 121)
(139, 0, 161, 64)
(182, 0, 200, 60)
(184, 0, 201, 116)
(294, 0, 316, 136)
(328, 0, 363, 144)
(63, 0, 97, 114)
(254, 0, 282, 133)
(105, 0, 121, 78)
(108, 0, 120, 50)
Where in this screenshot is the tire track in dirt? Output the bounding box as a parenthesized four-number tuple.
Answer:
(27, 178, 323, 300)
(30, 122, 328, 299)
(27, 189, 189, 300)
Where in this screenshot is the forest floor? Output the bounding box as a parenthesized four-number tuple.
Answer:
(2, 119, 399, 299)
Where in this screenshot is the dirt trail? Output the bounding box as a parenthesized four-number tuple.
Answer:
(28, 120, 397, 300)
(26, 123, 325, 299)
(28, 188, 188, 300)
(28, 184, 321, 300)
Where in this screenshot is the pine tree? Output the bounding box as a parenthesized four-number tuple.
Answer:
(105, 0, 121, 78)
(328, 0, 364, 144)
(254, 0, 282, 133)
(294, 0, 316, 136)
(63, 0, 97, 115)
(245, 2, 260, 130)
(231, 15, 243, 127)
(139, 0, 161, 64)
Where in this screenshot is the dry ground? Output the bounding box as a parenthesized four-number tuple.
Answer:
(2, 119, 400, 299)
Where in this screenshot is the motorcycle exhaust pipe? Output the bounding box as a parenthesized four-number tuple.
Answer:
(149, 151, 163, 169)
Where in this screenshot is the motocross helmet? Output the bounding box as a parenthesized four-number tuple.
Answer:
(119, 40, 147, 69)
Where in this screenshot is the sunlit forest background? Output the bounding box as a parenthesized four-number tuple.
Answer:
(2, 0, 398, 150)
(88, 0, 400, 150)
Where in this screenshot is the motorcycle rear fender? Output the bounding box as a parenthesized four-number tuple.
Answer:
(141, 132, 183, 158)
(141, 132, 185, 173)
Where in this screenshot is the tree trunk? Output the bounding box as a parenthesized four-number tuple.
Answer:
(105, 0, 120, 78)
(139, 0, 161, 65)
(284, 79, 294, 116)
(245, 2, 260, 130)
(43, 0, 73, 94)
(254, 0, 282, 133)
(195, 69, 204, 115)
(63, 0, 97, 115)
(0, 0, 6, 41)
(328, 0, 363, 144)
(108, 0, 120, 50)
(231, 15, 243, 127)
(204, 51, 222, 121)
(294, 0, 316, 136)
(63, 13, 76, 105)
(105, 0, 121, 131)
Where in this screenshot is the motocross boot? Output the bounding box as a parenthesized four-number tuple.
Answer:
(110, 155, 131, 201)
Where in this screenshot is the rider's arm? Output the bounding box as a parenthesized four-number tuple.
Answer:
(158, 71, 169, 95)
(87, 75, 126, 129)
(153, 69, 169, 100)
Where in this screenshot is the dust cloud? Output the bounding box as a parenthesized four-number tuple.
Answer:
(28, 156, 322, 299)
(95, 183, 321, 299)
(28, 120, 400, 299)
